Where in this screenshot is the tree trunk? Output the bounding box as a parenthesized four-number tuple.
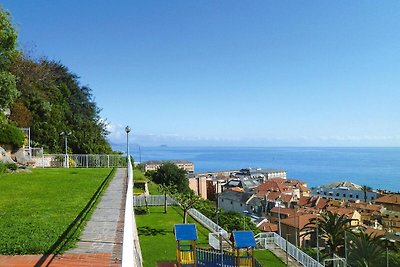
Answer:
(164, 192, 167, 213)
(183, 210, 187, 224)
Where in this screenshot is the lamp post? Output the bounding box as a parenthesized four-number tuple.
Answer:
(60, 131, 71, 168)
(316, 215, 320, 264)
(125, 126, 131, 158)
(277, 197, 282, 236)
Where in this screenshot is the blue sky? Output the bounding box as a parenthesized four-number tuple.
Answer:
(2, 1, 400, 147)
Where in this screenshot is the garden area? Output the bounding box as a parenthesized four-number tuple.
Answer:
(135, 204, 285, 267)
(0, 168, 114, 255)
(135, 163, 285, 267)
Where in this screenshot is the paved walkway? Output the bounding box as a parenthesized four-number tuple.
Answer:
(269, 245, 303, 267)
(0, 168, 127, 267)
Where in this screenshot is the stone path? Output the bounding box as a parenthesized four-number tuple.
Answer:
(0, 168, 127, 267)
(69, 168, 126, 256)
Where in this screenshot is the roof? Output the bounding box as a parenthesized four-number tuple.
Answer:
(256, 180, 290, 193)
(174, 224, 198, 241)
(258, 221, 278, 232)
(219, 189, 254, 203)
(350, 203, 382, 212)
(280, 214, 317, 229)
(326, 207, 357, 218)
(270, 207, 296, 216)
(248, 168, 286, 174)
(375, 194, 400, 205)
(144, 160, 193, 165)
(317, 181, 363, 191)
(232, 231, 256, 248)
(247, 195, 263, 206)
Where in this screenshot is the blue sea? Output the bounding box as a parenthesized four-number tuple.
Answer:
(120, 146, 400, 192)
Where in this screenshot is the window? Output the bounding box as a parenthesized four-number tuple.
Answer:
(356, 195, 359, 199)
(231, 201, 233, 205)
(221, 199, 224, 202)
(336, 193, 339, 197)
(240, 203, 243, 207)
(324, 192, 327, 195)
(343, 194, 346, 197)
(350, 194, 353, 198)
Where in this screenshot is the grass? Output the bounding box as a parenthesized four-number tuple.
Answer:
(133, 169, 147, 181)
(135, 205, 210, 267)
(136, 206, 285, 267)
(254, 250, 286, 267)
(0, 168, 114, 255)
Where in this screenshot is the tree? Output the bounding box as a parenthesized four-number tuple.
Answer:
(361, 185, 372, 203)
(151, 162, 189, 193)
(8, 57, 112, 154)
(158, 184, 175, 213)
(347, 232, 398, 267)
(0, 7, 19, 111)
(0, 71, 19, 111)
(301, 210, 356, 257)
(0, 6, 19, 69)
(172, 191, 200, 224)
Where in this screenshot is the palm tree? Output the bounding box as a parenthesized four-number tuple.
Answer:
(347, 231, 397, 267)
(361, 185, 372, 203)
(301, 210, 356, 257)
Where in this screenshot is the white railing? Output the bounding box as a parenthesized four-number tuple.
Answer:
(256, 232, 324, 267)
(188, 208, 228, 236)
(31, 154, 127, 168)
(122, 157, 142, 267)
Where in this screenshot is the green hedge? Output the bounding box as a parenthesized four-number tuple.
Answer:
(0, 123, 24, 148)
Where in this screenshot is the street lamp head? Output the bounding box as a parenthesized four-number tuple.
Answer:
(125, 126, 131, 134)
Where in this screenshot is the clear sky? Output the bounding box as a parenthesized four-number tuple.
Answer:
(2, 1, 400, 147)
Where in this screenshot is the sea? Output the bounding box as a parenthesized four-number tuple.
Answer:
(116, 146, 400, 192)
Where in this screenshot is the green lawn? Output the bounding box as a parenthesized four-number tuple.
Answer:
(135, 205, 210, 267)
(254, 250, 286, 267)
(0, 168, 114, 255)
(133, 169, 147, 181)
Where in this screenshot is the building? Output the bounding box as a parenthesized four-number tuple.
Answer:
(223, 178, 260, 192)
(280, 213, 317, 247)
(188, 176, 207, 199)
(375, 194, 400, 212)
(234, 168, 287, 182)
(143, 160, 194, 173)
(311, 181, 377, 202)
(218, 189, 264, 217)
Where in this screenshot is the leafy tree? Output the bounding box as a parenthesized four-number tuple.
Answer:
(151, 162, 189, 193)
(301, 210, 356, 257)
(158, 184, 175, 213)
(0, 6, 19, 69)
(172, 190, 200, 224)
(9, 101, 31, 127)
(0, 71, 19, 110)
(0, 7, 19, 111)
(9, 57, 112, 154)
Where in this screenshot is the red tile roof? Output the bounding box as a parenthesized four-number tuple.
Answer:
(375, 194, 400, 205)
(280, 214, 317, 229)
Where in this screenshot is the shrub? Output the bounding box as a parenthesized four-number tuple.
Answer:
(6, 163, 17, 171)
(0, 162, 7, 173)
(0, 123, 24, 148)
